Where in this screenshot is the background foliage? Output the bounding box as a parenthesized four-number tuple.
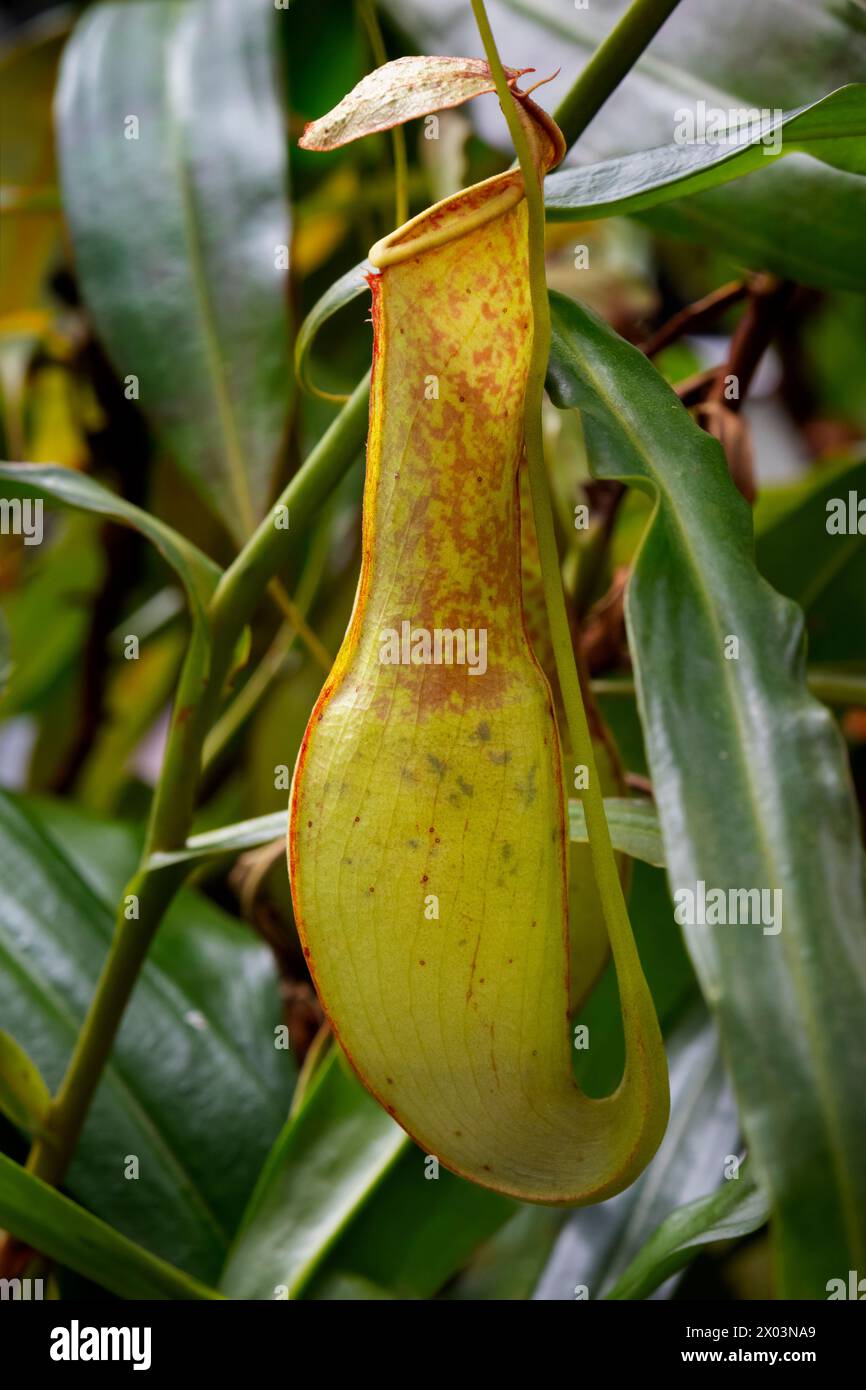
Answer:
(0, 0, 864, 1301)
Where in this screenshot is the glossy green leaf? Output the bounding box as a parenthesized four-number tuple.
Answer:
(445, 1206, 564, 1301)
(55, 0, 291, 542)
(545, 85, 866, 228)
(221, 1050, 406, 1300)
(0, 794, 293, 1283)
(22, 794, 142, 905)
(547, 291, 866, 1299)
(637, 165, 866, 294)
(0, 1028, 50, 1135)
(0, 1152, 221, 1301)
(387, 0, 866, 289)
(303, 1141, 512, 1300)
(606, 1160, 769, 1300)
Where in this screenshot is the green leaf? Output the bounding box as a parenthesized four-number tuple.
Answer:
(55, 0, 291, 542)
(147, 810, 288, 870)
(0, 512, 104, 719)
(545, 85, 866, 231)
(637, 164, 866, 294)
(606, 1160, 769, 1301)
(303, 1144, 512, 1301)
(0, 1152, 221, 1300)
(150, 796, 664, 872)
(0, 463, 220, 636)
(0, 794, 293, 1283)
(547, 291, 866, 1299)
(570, 797, 664, 867)
(444, 1206, 564, 1301)
(755, 457, 866, 668)
(388, 0, 866, 289)
(221, 1050, 406, 1300)
(0, 1029, 50, 1135)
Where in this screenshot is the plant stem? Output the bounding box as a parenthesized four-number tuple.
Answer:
(552, 0, 683, 149)
(708, 274, 795, 412)
(26, 867, 185, 1185)
(639, 279, 748, 357)
(269, 579, 332, 672)
(203, 623, 294, 769)
(358, 0, 409, 226)
(210, 374, 370, 646)
(204, 504, 336, 768)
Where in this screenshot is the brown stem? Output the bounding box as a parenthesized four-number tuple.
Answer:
(625, 772, 654, 799)
(698, 275, 797, 502)
(708, 274, 796, 413)
(640, 279, 748, 358)
(674, 366, 718, 406)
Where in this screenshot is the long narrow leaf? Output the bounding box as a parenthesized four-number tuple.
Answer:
(606, 1161, 769, 1301)
(55, 0, 291, 541)
(149, 798, 664, 871)
(544, 86, 866, 223)
(0, 1152, 221, 1300)
(0, 462, 220, 636)
(220, 1051, 406, 1300)
(386, 0, 866, 290)
(547, 291, 866, 1299)
(0, 795, 293, 1283)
